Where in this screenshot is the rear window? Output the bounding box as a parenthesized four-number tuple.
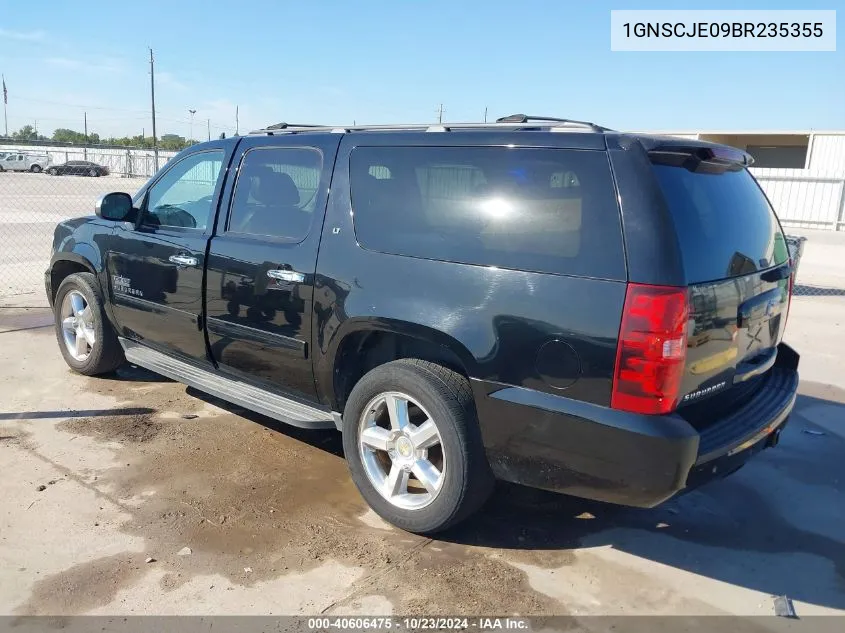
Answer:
(652, 165, 789, 283)
(350, 146, 625, 279)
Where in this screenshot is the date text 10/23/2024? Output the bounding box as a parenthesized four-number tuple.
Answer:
(307, 617, 529, 630)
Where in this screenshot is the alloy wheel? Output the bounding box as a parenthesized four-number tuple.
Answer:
(357, 391, 446, 510)
(60, 290, 96, 361)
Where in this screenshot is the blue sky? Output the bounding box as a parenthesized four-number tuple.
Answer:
(0, 0, 842, 139)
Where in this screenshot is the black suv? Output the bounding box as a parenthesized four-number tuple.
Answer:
(46, 115, 799, 533)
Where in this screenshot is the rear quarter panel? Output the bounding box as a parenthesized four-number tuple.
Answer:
(313, 134, 627, 409)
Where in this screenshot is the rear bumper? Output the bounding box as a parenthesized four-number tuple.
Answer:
(473, 343, 799, 508)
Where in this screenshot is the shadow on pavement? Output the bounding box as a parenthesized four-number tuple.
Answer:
(445, 391, 845, 610)
(176, 384, 845, 611)
(98, 364, 173, 383)
(0, 406, 155, 420)
(185, 386, 345, 458)
(0, 323, 53, 335)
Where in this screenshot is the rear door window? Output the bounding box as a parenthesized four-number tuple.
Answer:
(350, 146, 625, 280)
(227, 147, 322, 240)
(651, 165, 789, 283)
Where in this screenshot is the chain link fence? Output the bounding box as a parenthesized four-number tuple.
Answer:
(0, 144, 179, 304)
(0, 143, 842, 307)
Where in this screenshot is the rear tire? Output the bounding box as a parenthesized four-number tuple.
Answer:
(48, 167, 58, 176)
(342, 359, 493, 534)
(88, 168, 98, 177)
(30, 164, 42, 173)
(53, 272, 124, 375)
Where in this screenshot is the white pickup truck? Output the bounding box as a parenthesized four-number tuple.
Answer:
(0, 152, 53, 173)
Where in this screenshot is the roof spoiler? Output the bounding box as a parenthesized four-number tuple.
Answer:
(647, 143, 754, 171)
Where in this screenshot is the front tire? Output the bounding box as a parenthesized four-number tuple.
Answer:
(342, 359, 493, 534)
(88, 168, 99, 177)
(53, 272, 124, 375)
(48, 167, 58, 176)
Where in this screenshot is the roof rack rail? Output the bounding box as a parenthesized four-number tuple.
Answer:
(249, 117, 612, 136)
(264, 122, 326, 130)
(496, 114, 611, 133)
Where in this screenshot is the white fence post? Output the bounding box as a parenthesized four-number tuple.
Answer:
(837, 181, 845, 231)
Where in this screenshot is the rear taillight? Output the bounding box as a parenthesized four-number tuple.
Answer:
(612, 283, 689, 415)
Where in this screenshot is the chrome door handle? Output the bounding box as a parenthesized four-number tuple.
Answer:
(168, 254, 198, 267)
(267, 269, 305, 283)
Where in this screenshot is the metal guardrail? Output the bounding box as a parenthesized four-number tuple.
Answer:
(753, 169, 845, 232)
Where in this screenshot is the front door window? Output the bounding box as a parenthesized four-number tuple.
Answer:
(144, 151, 224, 230)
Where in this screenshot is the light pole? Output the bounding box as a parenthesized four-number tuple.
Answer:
(188, 109, 196, 145)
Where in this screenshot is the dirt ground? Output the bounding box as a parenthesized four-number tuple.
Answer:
(1, 302, 844, 618)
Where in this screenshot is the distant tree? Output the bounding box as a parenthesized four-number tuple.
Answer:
(51, 128, 102, 145)
(12, 125, 38, 141)
(52, 128, 85, 143)
(104, 135, 155, 149)
(97, 133, 189, 150)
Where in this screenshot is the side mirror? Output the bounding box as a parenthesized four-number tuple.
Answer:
(95, 192, 134, 221)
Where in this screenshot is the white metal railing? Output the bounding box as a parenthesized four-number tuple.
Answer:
(0, 143, 180, 178)
(751, 167, 845, 231)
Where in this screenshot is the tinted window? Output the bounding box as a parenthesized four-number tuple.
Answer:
(144, 150, 223, 230)
(227, 147, 322, 240)
(350, 146, 625, 279)
(652, 165, 789, 283)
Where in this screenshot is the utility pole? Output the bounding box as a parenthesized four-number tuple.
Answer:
(84, 111, 88, 160)
(2, 74, 7, 137)
(188, 109, 196, 145)
(149, 48, 159, 170)
(436, 103, 445, 123)
(207, 118, 210, 142)
(235, 106, 239, 135)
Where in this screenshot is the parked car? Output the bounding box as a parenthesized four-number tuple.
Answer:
(0, 151, 52, 172)
(44, 115, 800, 533)
(47, 160, 109, 177)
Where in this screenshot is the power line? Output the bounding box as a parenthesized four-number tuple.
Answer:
(12, 95, 150, 114)
(10, 96, 231, 129)
(8, 96, 236, 138)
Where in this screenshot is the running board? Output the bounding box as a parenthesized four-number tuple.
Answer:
(119, 338, 337, 430)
